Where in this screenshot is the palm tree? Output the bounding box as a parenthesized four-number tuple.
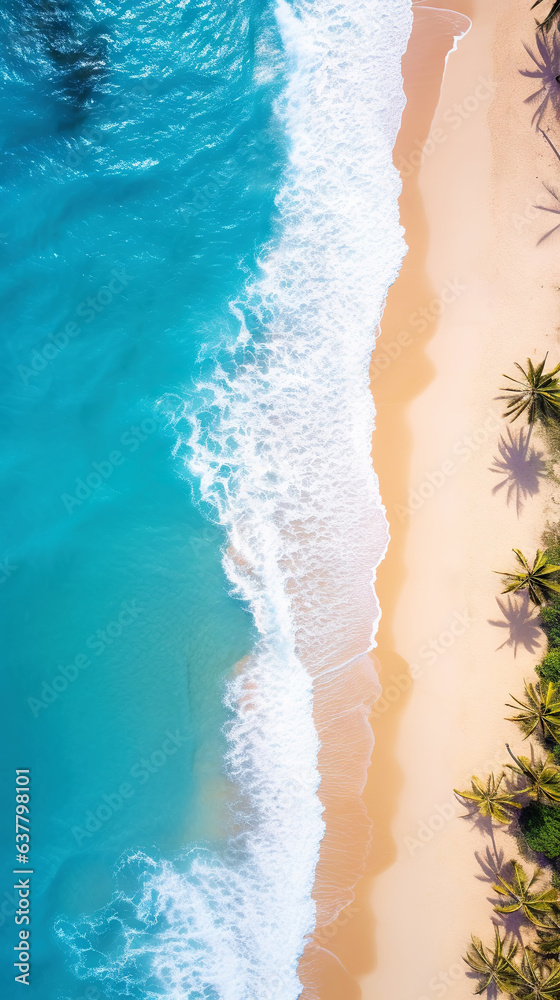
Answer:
(493, 860, 557, 926)
(454, 772, 522, 824)
(498, 356, 560, 426)
(536, 911, 560, 957)
(463, 926, 518, 995)
(532, 0, 560, 32)
(508, 947, 560, 998)
(497, 549, 560, 606)
(506, 681, 560, 743)
(506, 745, 560, 803)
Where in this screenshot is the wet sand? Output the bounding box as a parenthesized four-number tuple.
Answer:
(314, 0, 560, 996)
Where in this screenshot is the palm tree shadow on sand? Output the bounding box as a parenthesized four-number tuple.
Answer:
(459, 809, 503, 854)
(464, 968, 500, 1000)
(489, 427, 547, 516)
(475, 843, 506, 885)
(487, 593, 544, 656)
(475, 848, 529, 941)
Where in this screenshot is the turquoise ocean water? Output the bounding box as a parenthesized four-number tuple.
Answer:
(1, 2, 284, 996)
(0, 1, 413, 998)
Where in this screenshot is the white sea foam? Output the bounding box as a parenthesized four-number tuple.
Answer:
(57, 0, 412, 996)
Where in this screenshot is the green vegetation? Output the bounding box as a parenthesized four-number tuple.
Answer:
(535, 911, 560, 956)
(521, 804, 560, 860)
(531, 0, 560, 31)
(536, 530, 560, 683)
(506, 746, 560, 803)
(497, 549, 560, 606)
(541, 603, 560, 646)
(499, 357, 560, 426)
(460, 350, 560, 994)
(508, 948, 560, 998)
(506, 681, 560, 743)
(543, 527, 560, 569)
(460, 9, 560, 987)
(539, 651, 560, 685)
(493, 861, 557, 925)
(454, 773, 522, 823)
(464, 927, 560, 997)
(464, 929, 518, 995)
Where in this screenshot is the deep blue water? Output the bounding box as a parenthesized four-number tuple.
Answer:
(0, 2, 286, 996)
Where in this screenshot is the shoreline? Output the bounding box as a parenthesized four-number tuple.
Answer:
(304, 4, 474, 995)
(314, 0, 560, 996)
(366, 0, 559, 995)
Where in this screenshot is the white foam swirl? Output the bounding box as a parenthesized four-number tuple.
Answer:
(56, 1, 412, 996)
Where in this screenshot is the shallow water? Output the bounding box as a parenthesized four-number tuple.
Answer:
(1, 1, 413, 997)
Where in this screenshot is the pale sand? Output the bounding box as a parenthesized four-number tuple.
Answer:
(314, 0, 560, 997)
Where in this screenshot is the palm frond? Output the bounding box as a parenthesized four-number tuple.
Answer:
(508, 946, 560, 998)
(532, 0, 560, 32)
(454, 772, 522, 824)
(506, 745, 560, 803)
(464, 927, 518, 994)
(506, 681, 560, 743)
(498, 356, 560, 425)
(496, 549, 560, 606)
(492, 861, 557, 927)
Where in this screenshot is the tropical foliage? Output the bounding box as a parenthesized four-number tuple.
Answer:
(461, 10, 560, 987)
(499, 357, 560, 426)
(539, 650, 560, 686)
(508, 948, 560, 998)
(506, 681, 560, 743)
(536, 911, 560, 956)
(541, 604, 560, 650)
(463, 928, 518, 994)
(520, 803, 560, 860)
(531, 0, 560, 32)
(538, 562, 560, 684)
(454, 772, 522, 823)
(506, 745, 560, 803)
(492, 861, 557, 926)
(497, 549, 560, 606)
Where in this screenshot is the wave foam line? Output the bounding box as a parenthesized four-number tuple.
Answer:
(56, 0, 413, 997)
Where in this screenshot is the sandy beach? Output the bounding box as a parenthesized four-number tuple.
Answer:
(310, 0, 560, 997)
(16, 0, 560, 996)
